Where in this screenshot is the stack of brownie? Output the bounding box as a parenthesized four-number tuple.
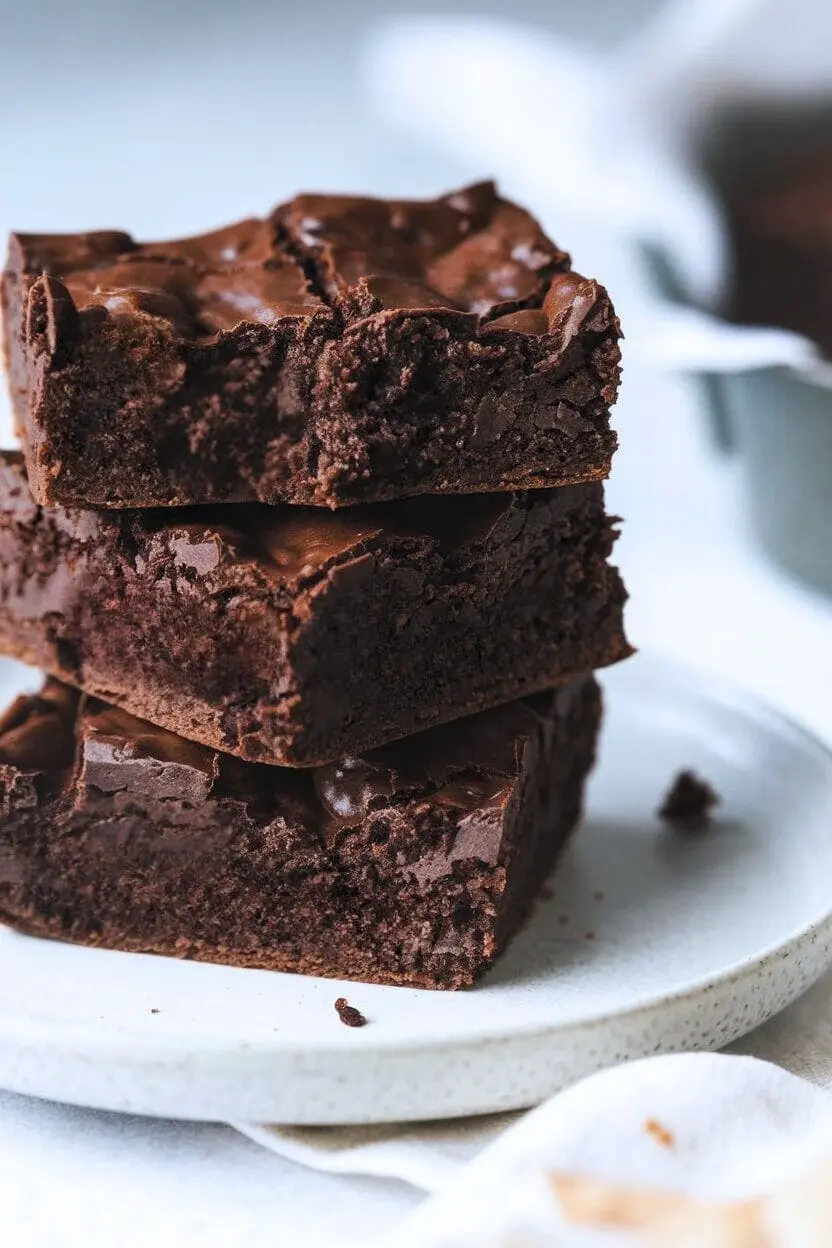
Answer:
(0, 182, 630, 989)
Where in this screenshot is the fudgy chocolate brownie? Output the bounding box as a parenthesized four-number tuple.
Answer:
(0, 452, 630, 766)
(0, 676, 601, 989)
(1, 181, 621, 509)
(726, 150, 832, 355)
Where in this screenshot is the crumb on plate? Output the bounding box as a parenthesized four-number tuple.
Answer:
(334, 997, 367, 1028)
(658, 770, 720, 832)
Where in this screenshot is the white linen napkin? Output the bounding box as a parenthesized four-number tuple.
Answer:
(375, 1052, 832, 1247)
(231, 968, 832, 1245)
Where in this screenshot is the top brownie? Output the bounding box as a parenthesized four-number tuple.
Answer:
(1, 181, 621, 509)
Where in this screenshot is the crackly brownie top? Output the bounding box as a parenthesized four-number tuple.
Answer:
(5, 217, 323, 335)
(272, 180, 569, 317)
(5, 181, 584, 340)
(0, 679, 584, 867)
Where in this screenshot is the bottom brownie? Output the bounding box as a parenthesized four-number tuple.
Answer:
(0, 675, 601, 989)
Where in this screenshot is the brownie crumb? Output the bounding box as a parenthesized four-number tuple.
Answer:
(644, 1118, 675, 1149)
(584, 931, 596, 941)
(335, 997, 367, 1028)
(150, 1008, 159, 1014)
(658, 770, 720, 832)
(592, 890, 605, 902)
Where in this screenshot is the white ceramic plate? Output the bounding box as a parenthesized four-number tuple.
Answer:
(1, 651, 831, 1125)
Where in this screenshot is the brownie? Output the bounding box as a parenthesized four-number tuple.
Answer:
(1, 181, 621, 509)
(726, 149, 832, 355)
(0, 676, 602, 989)
(0, 451, 629, 766)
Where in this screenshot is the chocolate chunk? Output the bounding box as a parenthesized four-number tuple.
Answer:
(314, 757, 396, 823)
(24, 275, 80, 363)
(77, 708, 218, 806)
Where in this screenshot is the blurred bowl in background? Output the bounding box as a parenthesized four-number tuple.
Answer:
(665, 102, 832, 598)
